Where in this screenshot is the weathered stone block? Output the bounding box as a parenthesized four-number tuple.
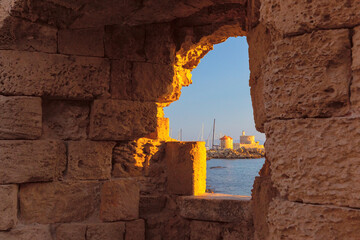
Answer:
(86, 222, 125, 240)
(265, 118, 360, 208)
(139, 195, 167, 217)
(100, 179, 140, 221)
(0, 50, 110, 99)
(110, 60, 132, 100)
(0, 96, 42, 139)
(261, 0, 360, 36)
(0, 225, 52, 240)
(125, 219, 145, 240)
(55, 224, 87, 240)
(42, 100, 89, 140)
(0, 140, 66, 184)
(178, 194, 252, 223)
(0, 17, 57, 53)
(89, 100, 158, 140)
(352, 26, 360, 71)
(350, 71, 360, 113)
(132, 62, 175, 102)
(165, 141, 206, 195)
(0, 185, 17, 230)
(59, 27, 104, 57)
(104, 25, 145, 61)
(68, 140, 116, 180)
(263, 29, 351, 119)
(268, 198, 360, 240)
(190, 221, 222, 240)
(20, 182, 101, 223)
(145, 23, 175, 64)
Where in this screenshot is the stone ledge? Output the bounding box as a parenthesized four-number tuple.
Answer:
(178, 193, 252, 223)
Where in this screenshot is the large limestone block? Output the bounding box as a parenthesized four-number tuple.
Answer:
(110, 60, 132, 100)
(351, 71, 360, 113)
(0, 96, 42, 139)
(42, 100, 89, 140)
(68, 140, 116, 180)
(261, 0, 360, 36)
(352, 26, 360, 71)
(165, 142, 206, 195)
(0, 225, 52, 240)
(139, 195, 167, 217)
(58, 27, 104, 57)
(0, 17, 57, 53)
(0, 140, 66, 184)
(263, 29, 351, 119)
(132, 62, 175, 102)
(55, 224, 87, 240)
(125, 219, 145, 240)
(0, 185, 17, 230)
(178, 194, 252, 223)
(265, 118, 360, 208)
(268, 198, 360, 240)
(190, 221, 222, 240)
(0, 50, 110, 99)
(89, 100, 158, 140)
(20, 182, 101, 223)
(104, 25, 145, 61)
(86, 222, 126, 240)
(100, 179, 140, 221)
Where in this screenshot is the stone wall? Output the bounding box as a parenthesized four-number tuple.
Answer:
(0, 0, 360, 239)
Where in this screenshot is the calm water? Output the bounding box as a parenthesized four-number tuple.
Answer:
(206, 158, 265, 196)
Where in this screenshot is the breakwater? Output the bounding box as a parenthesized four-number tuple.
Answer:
(207, 148, 265, 160)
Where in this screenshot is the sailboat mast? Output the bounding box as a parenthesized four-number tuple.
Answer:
(212, 119, 216, 149)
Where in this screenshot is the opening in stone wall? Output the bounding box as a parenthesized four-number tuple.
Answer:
(165, 37, 265, 196)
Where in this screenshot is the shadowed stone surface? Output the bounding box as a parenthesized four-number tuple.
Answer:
(0, 140, 66, 184)
(86, 222, 125, 240)
(55, 224, 87, 240)
(268, 198, 360, 239)
(68, 141, 116, 180)
(266, 118, 360, 208)
(125, 219, 145, 240)
(0, 185, 17, 230)
(20, 182, 101, 223)
(263, 29, 351, 120)
(178, 194, 252, 223)
(100, 179, 140, 221)
(0, 96, 42, 139)
(0, 225, 52, 240)
(0, 50, 110, 99)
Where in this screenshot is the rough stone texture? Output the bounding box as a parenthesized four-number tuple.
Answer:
(353, 26, 360, 71)
(100, 179, 140, 221)
(266, 118, 360, 208)
(125, 219, 145, 240)
(0, 17, 57, 53)
(20, 182, 101, 223)
(247, 23, 271, 132)
(86, 222, 126, 240)
(190, 221, 222, 240)
(165, 141, 206, 195)
(261, 0, 360, 36)
(68, 141, 116, 180)
(139, 195, 167, 217)
(0, 225, 52, 240)
(0, 96, 42, 140)
(351, 71, 360, 113)
(104, 24, 145, 61)
(112, 138, 163, 178)
(55, 224, 87, 240)
(145, 23, 175, 64)
(132, 62, 175, 102)
(58, 27, 104, 57)
(89, 100, 158, 140)
(110, 60, 132, 100)
(0, 185, 17, 230)
(0, 50, 110, 99)
(263, 29, 351, 120)
(178, 194, 252, 223)
(42, 100, 90, 140)
(268, 198, 360, 240)
(0, 140, 66, 184)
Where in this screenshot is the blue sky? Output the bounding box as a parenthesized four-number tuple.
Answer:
(164, 37, 266, 145)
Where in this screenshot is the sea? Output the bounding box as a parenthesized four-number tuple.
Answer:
(206, 158, 265, 196)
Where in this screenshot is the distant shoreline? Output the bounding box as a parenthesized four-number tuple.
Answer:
(206, 148, 265, 160)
